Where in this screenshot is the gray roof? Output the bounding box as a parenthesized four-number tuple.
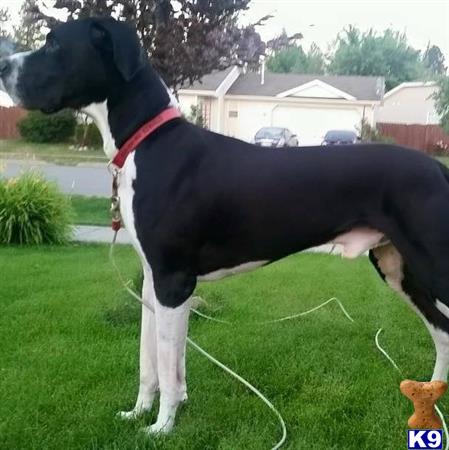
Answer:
(228, 72, 384, 101)
(184, 67, 236, 91)
(182, 68, 384, 101)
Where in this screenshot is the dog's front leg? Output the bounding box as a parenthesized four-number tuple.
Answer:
(119, 269, 159, 419)
(146, 297, 191, 434)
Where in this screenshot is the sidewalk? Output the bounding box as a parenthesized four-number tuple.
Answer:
(72, 225, 344, 255)
(73, 225, 132, 244)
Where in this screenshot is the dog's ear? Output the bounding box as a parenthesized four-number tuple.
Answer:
(90, 17, 145, 82)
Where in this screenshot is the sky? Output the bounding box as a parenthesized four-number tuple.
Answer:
(241, 0, 449, 58)
(2, 0, 449, 59)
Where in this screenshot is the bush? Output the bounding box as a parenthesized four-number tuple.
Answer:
(431, 140, 449, 156)
(186, 104, 206, 128)
(0, 172, 73, 245)
(358, 119, 395, 144)
(74, 122, 103, 148)
(18, 110, 76, 143)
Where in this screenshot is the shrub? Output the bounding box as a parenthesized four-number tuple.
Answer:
(186, 104, 206, 128)
(358, 119, 395, 144)
(431, 140, 449, 156)
(74, 122, 103, 148)
(0, 172, 73, 245)
(18, 110, 76, 143)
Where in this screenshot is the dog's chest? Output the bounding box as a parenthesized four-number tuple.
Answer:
(117, 153, 149, 264)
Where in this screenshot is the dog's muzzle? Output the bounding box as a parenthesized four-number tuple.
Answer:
(0, 53, 28, 104)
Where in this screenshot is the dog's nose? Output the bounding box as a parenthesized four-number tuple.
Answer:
(0, 58, 11, 77)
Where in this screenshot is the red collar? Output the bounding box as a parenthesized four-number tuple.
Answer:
(110, 107, 182, 169)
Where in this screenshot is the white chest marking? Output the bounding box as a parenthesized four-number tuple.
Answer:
(160, 76, 180, 109)
(117, 153, 151, 268)
(81, 101, 117, 160)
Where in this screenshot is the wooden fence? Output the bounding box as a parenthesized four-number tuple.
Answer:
(0, 106, 27, 139)
(378, 122, 449, 154)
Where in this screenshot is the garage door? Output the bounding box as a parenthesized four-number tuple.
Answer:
(272, 106, 362, 146)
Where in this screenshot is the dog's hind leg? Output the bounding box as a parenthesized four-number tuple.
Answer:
(427, 321, 449, 381)
(119, 268, 159, 419)
(370, 244, 449, 382)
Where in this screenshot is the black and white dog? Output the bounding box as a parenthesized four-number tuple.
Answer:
(2, 17, 449, 434)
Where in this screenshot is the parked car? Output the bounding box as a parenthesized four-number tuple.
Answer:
(254, 127, 299, 148)
(321, 130, 360, 146)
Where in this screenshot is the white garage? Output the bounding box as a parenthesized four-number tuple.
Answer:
(272, 105, 363, 145)
(178, 68, 384, 145)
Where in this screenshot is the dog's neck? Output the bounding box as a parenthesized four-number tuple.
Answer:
(82, 68, 179, 161)
(107, 68, 177, 149)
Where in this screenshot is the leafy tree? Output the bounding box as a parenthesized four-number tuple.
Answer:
(303, 43, 326, 74)
(0, 7, 11, 39)
(266, 28, 303, 52)
(267, 46, 306, 73)
(266, 30, 325, 74)
(267, 44, 325, 74)
(329, 26, 424, 90)
(29, 0, 267, 90)
(14, 0, 45, 50)
(423, 43, 447, 76)
(433, 77, 449, 134)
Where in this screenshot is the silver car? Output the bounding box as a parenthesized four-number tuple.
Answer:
(254, 127, 299, 148)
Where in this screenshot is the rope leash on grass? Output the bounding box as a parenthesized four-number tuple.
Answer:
(375, 328, 449, 450)
(109, 235, 354, 449)
(110, 234, 447, 449)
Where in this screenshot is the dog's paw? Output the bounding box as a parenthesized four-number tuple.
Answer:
(141, 419, 174, 435)
(117, 409, 144, 420)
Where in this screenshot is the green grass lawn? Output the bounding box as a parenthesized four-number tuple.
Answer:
(0, 139, 107, 165)
(0, 246, 447, 449)
(71, 195, 110, 226)
(437, 156, 449, 168)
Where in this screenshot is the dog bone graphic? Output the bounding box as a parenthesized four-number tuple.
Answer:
(400, 379, 448, 429)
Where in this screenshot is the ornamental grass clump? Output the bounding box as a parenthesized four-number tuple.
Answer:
(0, 172, 73, 245)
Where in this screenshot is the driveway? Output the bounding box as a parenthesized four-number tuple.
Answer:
(1, 159, 110, 196)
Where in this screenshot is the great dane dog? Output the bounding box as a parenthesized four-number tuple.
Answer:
(1, 17, 449, 434)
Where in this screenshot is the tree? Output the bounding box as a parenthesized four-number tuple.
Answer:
(266, 30, 325, 74)
(423, 44, 447, 76)
(267, 46, 306, 73)
(267, 44, 325, 74)
(0, 7, 11, 39)
(29, 0, 267, 90)
(14, 0, 45, 50)
(433, 77, 449, 134)
(266, 28, 303, 53)
(304, 43, 326, 74)
(329, 26, 424, 90)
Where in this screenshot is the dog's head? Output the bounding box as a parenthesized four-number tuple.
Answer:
(0, 17, 146, 113)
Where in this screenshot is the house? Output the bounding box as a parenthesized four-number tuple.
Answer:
(178, 67, 384, 145)
(376, 82, 440, 125)
(375, 81, 448, 153)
